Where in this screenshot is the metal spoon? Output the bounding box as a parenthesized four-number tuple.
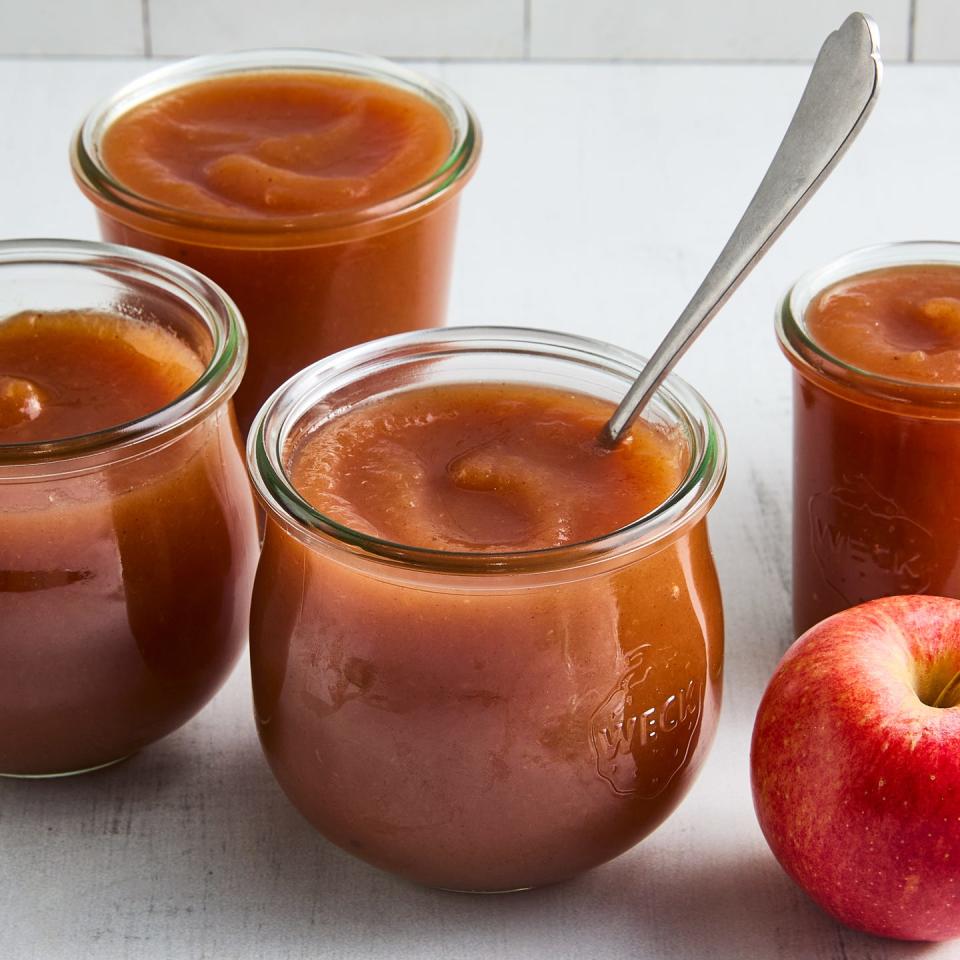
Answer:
(599, 12, 882, 447)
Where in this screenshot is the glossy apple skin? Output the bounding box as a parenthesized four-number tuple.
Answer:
(751, 595, 960, 941)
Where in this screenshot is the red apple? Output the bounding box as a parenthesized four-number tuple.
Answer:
(751, 595, 960, 941)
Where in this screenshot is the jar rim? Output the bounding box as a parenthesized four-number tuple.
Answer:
(71, 49, 481, 240)
(247, 326, 727, 575)
(0, 238, 246, 466)
(777, 240, 960, 407)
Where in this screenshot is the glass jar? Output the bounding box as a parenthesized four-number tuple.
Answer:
(247, 326, 726, 891)
(778, 242, 960, 637)
(0, 239, 259, 777)
(71, 50, 481, 432)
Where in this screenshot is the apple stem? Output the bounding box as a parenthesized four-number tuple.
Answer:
(932, 669, 960, 709)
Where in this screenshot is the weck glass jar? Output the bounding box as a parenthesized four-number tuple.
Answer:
(779, 242, 960, 636)
(0, 239, 258, 776)
(71, 50, 481, 431)
(247, 326, 726, 891)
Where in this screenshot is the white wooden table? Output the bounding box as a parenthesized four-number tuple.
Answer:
(1, 56, 957, 960)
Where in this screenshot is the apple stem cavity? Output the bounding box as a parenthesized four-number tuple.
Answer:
(931, 668, 960, 709)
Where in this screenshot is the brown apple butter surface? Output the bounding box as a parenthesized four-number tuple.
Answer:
(806, 265, 960, 383)
(287, 383, 687, 550)
(99, 72, 452, 219)
(0, 309, 201, 442)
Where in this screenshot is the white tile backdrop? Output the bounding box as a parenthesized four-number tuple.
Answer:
(0, 0, 144, 56)
(0, 0, 954, 61)
(149, 0, 525, 59)
(529, 0, 910, 60)
(914, 0, 960, 61)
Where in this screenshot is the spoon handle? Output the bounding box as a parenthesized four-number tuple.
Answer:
(600, 12, 882, 447)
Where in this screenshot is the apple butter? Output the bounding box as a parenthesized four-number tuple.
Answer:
(0, 240, 258, 776)
(778, 244, 960, 636)
(247, 327, 726, 890)
(72, 51, 480, 431)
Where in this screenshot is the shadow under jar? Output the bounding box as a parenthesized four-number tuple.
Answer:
(71, 50, 480, 433)
(0, 240, 258, 777)
(779, 242, 960, 638)
(247, 327, 726, 891)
